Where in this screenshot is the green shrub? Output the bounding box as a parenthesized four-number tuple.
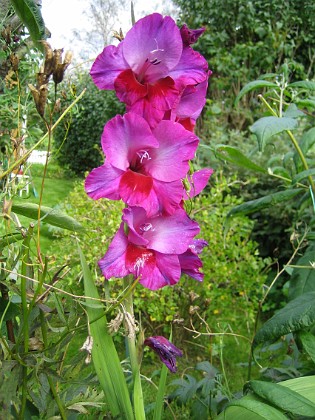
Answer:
(53, 73, 125, 176)
(50, 174, 270, 349)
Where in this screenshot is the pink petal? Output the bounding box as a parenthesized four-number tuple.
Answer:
(90, 43, 128, 90)
(119, 170, 155, 211)
(114, 69, 147, 106)
(178, 251, 204, 281)
(98, 224, 129, 279)
(168, 47, 209, 87)
(184, 168, 213, 199)
(175, 78, 209, 121)
(126, 99, 165, 129)
(101, 113, 158, 170)
(147, 77, 179, 111)
(123, 14, 182, 83)
(147, 121, 199, 181)
(152, 179, 184, 215)
(85, 163, 122, 200)
(124, 207, 200, 254)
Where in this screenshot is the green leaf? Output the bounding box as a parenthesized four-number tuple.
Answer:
(280, 375, 315, 403)
(253, 292, 315, 350)
(12, 203, 83, 232)
(214, 145, 267, 173)
(0, 232, 24, 250)
(249, 380, 315, 417)
(217, 395, 287, 419)
(79, 245, 134, 420)
(289, 242, 315, 300)
(235, 80, 278, 106)
(296, 99, 315, 109)
(10, 0, 46, 45)
(289, 81, 315, 90)
(283, 104, 305, 118)
(226, 189, 303, 223)
(250, 116, 298, 150)
(298, 331, 315, 364)
(292, 168, 315, 185)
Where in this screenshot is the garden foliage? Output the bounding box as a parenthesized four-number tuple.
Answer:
(1, 1, 315, 419)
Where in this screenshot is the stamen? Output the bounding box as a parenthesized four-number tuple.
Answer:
(139, 223, 154, 233)
(136, 149, 151, 163)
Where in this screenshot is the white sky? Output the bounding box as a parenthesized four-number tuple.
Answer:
(40, 0, 176, 60)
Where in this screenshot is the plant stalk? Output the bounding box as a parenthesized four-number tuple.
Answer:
(123, 277, 145, 420)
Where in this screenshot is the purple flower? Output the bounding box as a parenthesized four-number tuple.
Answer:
(180, 24, 205, 46)
(178, 239, 208, 281)
(85, 112, 199, 216)
(144, 336, 183, 373)
(98, 207, 201, 290)
(90, 13, 209, 127)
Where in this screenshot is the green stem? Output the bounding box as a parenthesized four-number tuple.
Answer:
(19, 223, 34, 419)
(286, 130, 315, 195)
(40, 310, 67, 419)
(123, 277, 145, 420)
(258, 94, 315, 195)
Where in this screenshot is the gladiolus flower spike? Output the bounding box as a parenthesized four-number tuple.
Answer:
(144, 336, 183, 373)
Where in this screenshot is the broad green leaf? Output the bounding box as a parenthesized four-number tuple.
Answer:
(300, 127, 315, 154)
(79, 246, 134, 420)
(292, 168, 315, 185)
(215, 145, 267, 173)
(216, 395, 287, 420)
(298, 331, 315, 364)
(250, 116, 298, 150)
(280, 375, 315, 402)
(249, 380, 315, 417)
(289, 81, 315, 90)
(296, 99, 315, 109)
(235, 80, 278, 106)
(289, 242, 315, 300)
(253, 292, 315, 350)
(11, 0, 46, 45)
(12, 203, 83, 232)
(226, 189, 303, 223)
(283, 104, 305, 118)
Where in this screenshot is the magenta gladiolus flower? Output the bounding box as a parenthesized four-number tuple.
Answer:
(178, 239, 208, 281)
(90, 13, 209, 127)
(98, 207, 201, 290)
(85, 112, 199, 216)
(144, 336, 183, 373)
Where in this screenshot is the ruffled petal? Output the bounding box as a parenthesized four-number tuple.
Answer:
(85, 163, 122, 200)
(146, 121, 199, 181)
(178, 251, 204, 281)
(175, 78, 209, 121)
(123, 13, 182, 82)
(119, 170, 158, 209)
(126, 99, 165, 129)
(98, 224, 129, 278)
(124, 207, 200, 254)
(152, 179, 184, 215)
(147, 77, 179, 111)
(184, 168, 213, 199)
(90, 43, 128, 90)
(101, 113, 158, 170)
(168, 47, 209, 87)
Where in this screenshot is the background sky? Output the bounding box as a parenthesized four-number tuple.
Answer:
(40, 0, 172, 59)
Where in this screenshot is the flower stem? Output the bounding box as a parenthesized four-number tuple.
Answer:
(123, 277, 145, 420)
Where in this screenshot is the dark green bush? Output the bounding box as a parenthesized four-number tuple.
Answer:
(49, 174, 270, 348)
(53, 73, 125, 176)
